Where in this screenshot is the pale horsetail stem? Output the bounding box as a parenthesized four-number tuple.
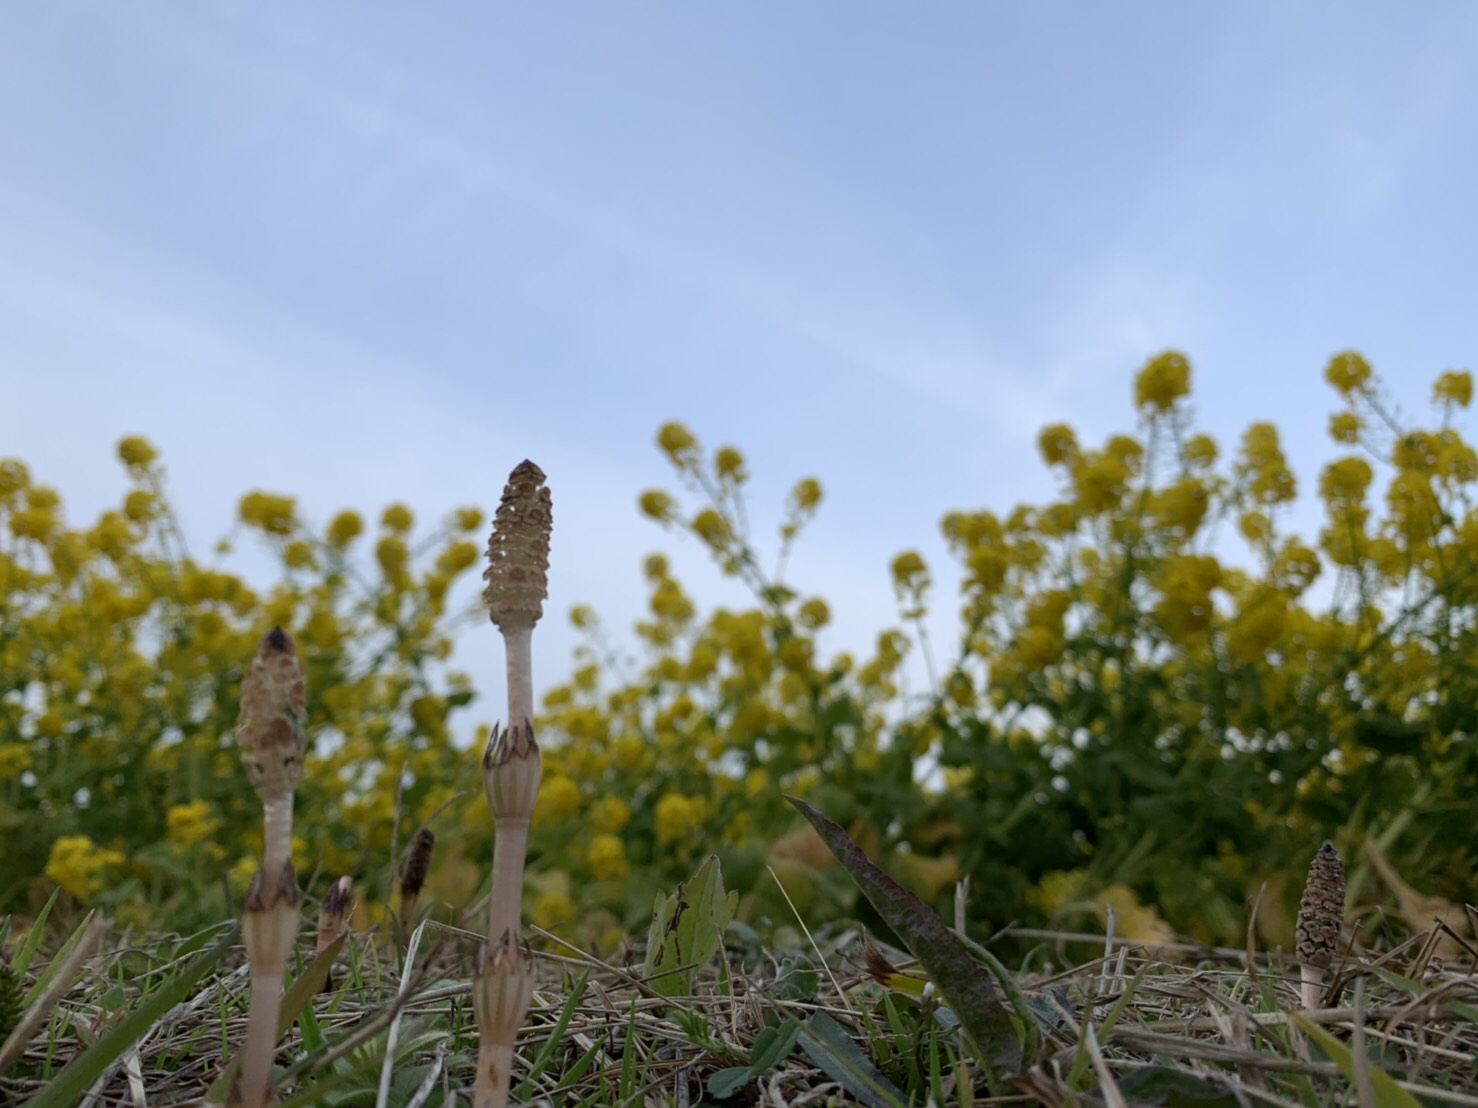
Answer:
(232, 627, 307, 1108)
(473, 460, 551, 1108)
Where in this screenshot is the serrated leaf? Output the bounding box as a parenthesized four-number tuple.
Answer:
(642, 853, 737, 998)
(1290, 1014, 1422, 1108)
(796, 1011, 907, 1108)
(785, 795, 1021, 1091)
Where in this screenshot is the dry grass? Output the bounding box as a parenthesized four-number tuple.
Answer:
(2, 904, 1476, 1106)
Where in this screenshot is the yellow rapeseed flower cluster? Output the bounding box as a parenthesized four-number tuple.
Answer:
(44, 836, 125, 901)
(166, 800, 220, 852)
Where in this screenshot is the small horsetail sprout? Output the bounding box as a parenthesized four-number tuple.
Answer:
(473, 461, 551, 1108)
(399, 828, 436, 933)
(1296, 841, 1344, 1010)
(233, 627, 307, 1108)
(316, 876, 352, 992)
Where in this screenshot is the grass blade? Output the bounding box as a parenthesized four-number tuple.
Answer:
(11, 888, 60, 977)
(1290, 1013, 1422, 1108)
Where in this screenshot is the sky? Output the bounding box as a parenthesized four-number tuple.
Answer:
(2, 4, 1476, 723)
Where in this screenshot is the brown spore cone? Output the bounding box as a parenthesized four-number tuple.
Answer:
(482, 460, 552, 630)
(1296, 841, 1345, 970)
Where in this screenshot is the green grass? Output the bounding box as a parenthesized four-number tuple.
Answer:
(3, 896, 1477, 1106)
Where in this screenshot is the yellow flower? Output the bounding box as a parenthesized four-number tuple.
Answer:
(1037, 423, 1079, 467)
(116, 435, 159, 471)
(585, 834, 628, 880)
(376, 536, 409, 584)
(1319, 456, 1373, 506)
(238, 491, 298, 535)
(1183, 433, 1218, 469)
(166, 800, 219, 852)
(1238, 423, 1296, 505)
(1072, 453, 1129, 514)
(788, 478, 823, 513)
(537, 776, 582, 823)
(714, 445, 747, 483)
(454, 506, 484, 532)
(1151, 478, 1209, 535)
(532, 889, 574, 931)
(891, 550, 929, 596)
(1133, 350, 1191, 413)
(327, 510, 364, 546)
(45, 835, 125, 901)
(0, 742, 34, 780)
(1328, 412, 1362, 444)
(797, 597, 831, 629)
(123, 489, 155, 522)
(1324, 350, 1372, 396)
(657, 422, 700, 466)
(1433, 370, 1473, 409)
(284, 540, 316, 570)
(381, 503, 414, 532)
(655, 793, 705, 847)
(589, 796, 630, 833)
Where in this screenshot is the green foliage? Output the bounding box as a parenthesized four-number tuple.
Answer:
(3, 351, 1476, 953)
(0, 439, 487, 929)
(536, 354, 1478, 952)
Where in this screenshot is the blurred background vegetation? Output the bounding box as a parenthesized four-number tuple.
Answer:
(2, 352, 1474, 959)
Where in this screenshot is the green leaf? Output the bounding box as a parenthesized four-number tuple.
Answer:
(1113, 1066, 1242, 1105)
(1290, 1014, 1423, 1108)
(708, 1066, 753, 1099)
(641, 853, 738, 998)
(27, 926, 236, 1108)
(795, 1011, 908, 1108)
(750, 1017, 801, 1072)
(785, 796, 1022, 1091)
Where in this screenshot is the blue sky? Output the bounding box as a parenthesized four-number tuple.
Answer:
(3, 4, 1476, 714)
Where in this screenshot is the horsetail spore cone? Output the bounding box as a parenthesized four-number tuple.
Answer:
(1296, 841, 1344, 1010)
(482, 459, 552, 633)
(233, 627, 307, 1108)
(399, 828, 436, 933)
(482, 460, 551, 729)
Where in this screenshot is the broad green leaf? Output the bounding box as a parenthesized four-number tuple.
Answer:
(1291, 1014, 1422, 1108)
(642, 853, 737, 998)
(785, 796, 1022, 1091)
(708, 1066, 752, 1098)
(750, 1017, 801, 1072)
(796, 1011, 907, 1108)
